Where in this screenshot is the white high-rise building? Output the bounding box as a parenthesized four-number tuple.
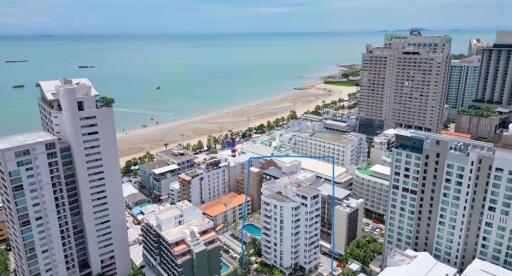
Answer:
(445, 56, 481, 118)
(477, 129, 512, 270)
(0, 132, 82, 275)
(37, 78, 130, 275)
(384, 130, 495, 271)
(260, 176, 321, 275)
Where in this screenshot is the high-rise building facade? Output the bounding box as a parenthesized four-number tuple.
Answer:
(445, 56, 482, 117)
(0, 132, 83, 275)
(359, 32, 451, 136)
(385, 130, 494, 271)
(477, 129, 512, 270)
(260, 176, 321, 275)
(37, 78, 130, 275)
(475, 31, 512, 107)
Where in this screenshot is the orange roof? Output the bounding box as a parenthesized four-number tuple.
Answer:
(441, 130, 472, 140)
(199, 192, 251, 217)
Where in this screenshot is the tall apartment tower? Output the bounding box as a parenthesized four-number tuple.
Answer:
(260, 176, 321, 275)
(36, 79, 130, 275)
(445, 56, 482, 117)
(0, 132, 83, 275)
(477, 128, 512, 270)
(475, 31, 512, 107)
(359, 31, 451, 136)
(384, 130, 494, 271)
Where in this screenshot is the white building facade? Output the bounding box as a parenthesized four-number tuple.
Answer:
(37, 78, 130, 275)
(286, 132, 367, 168)
(0, 132, 82, 275)
(445, 56, 481, 118)
(261, 177, 321, 275)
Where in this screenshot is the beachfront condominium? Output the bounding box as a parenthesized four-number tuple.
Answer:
(445, 56, 481, 118)
(285, 131, 367, 168)
(352, 164, 390, 220)
(475, 31, 512, 107)
(37, 78, 130, 275)
(358, 31, 451, 136)
(141, 201, 222, 276)
(0, 132, 85, 275)
(384, 130, 495, 271)
(260, 176, 321, 275)
(177, 157, 229, 206)
(468, 38, 491, 56)
(477, 129, 512, 270)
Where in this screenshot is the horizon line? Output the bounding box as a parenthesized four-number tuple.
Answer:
(0, 27, 508, 37)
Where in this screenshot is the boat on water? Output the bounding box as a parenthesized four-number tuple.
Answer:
(78, 65, 96, 69)
(12, 84, 25, 89)
(156, 86, 161, 90)
(5, 60, 28, 63)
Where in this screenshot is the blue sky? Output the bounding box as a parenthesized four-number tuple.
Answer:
(0, 0, 510, 35)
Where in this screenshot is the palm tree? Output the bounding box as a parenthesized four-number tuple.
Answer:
(128, 267, 145, 276)
(164, 142, 169, 149)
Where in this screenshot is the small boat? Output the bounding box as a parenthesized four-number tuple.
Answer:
(12, 84, 25, 89)
(5, 60, 28, 63)
(156, 86, 161, 90)
(78, 65, 96, 69)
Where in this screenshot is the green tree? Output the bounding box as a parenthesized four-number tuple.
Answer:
(0, 248, 9, 276)
(255, 123, 266, 134)
(287, 110, 298, 121)
(266, 120, 275, 131)
(98, 96, 115, 107)
(128, 267, 145, 276)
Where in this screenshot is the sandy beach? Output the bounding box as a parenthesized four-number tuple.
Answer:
(117, 83, 357, 163)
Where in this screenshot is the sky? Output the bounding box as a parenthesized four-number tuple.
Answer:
(0, 0, 511, 35)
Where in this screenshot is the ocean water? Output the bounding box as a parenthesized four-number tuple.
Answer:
(0, 30, 495, 137)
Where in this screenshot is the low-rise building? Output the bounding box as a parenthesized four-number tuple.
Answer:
(199, 192, 250, 227)
(455, 107, 511, 139)
(261, 176, 322, 275)
(380, 249, 457, 276)
(141, 201, 221, 276)
(285, 131, 367, 168)
(461, 258, 512, 276)
(178, 158, 229, 206)
(369, 129, 400, 166)
(352, 164, 390, 220)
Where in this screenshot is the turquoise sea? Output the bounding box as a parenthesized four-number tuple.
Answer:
(0, 31, 496, 137)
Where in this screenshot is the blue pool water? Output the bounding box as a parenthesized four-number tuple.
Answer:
(242, 224, 261, 238)
(221, 261, 230, 274)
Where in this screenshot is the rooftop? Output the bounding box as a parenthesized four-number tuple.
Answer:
(356, 165, 390, 182)
(152, 164, 179, 175)
(141, 160, 169, 171)
(380, 249, 457, 276)
(199, 192, 250, 217)
(0, 131, 56, 150)
(145, 201, 214, 244)
(36, 78, 98, 101)
(461, 258, 512, 276)
(311, 132, 352, 144)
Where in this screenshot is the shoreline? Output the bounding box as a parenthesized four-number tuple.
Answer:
(116, 83, 357, 164)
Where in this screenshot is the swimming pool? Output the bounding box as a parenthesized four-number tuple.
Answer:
(221, 261, 230, 274)
(242, 223, 261, 238)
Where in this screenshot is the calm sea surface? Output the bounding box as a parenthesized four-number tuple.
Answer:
(0, 31, 495, 137)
